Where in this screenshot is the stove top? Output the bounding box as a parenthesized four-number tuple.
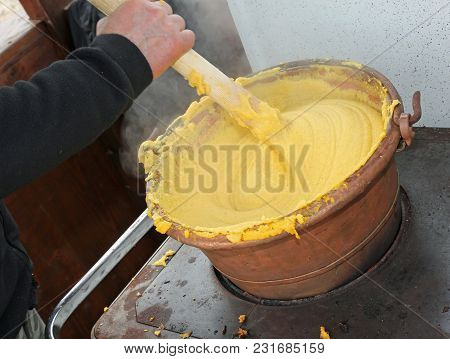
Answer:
(93, 128, 449, 339)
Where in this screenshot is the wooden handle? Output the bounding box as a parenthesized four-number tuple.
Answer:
(89, 0, 123, 14)
(172, 50, 243, 105)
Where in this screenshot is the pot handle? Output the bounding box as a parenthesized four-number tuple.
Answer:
(395, 91, 422, 149)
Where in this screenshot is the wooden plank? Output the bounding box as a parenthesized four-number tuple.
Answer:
(20, 0, 73, 48)
(0, 22, 67, 84)
(19, 0, 49, 20)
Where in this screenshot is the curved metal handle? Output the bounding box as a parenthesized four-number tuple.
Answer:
(395, 91, 422, 148)
(46, 210, 153, 339)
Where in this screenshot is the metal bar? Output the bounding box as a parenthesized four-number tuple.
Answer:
(45, 210, 153, 339)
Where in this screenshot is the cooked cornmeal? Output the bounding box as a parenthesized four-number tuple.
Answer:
(139, 63, 399, 243)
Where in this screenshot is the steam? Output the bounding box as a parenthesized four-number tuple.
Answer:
(119, 68, 197, 178)
(119, 0, 251, 178)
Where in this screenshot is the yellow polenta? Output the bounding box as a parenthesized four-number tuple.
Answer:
(139, 64, 399, 243)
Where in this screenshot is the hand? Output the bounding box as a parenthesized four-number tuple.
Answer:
(97, 0, 195, 79)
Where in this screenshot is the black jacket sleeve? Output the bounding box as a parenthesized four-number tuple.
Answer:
(0, 34, 152, 198)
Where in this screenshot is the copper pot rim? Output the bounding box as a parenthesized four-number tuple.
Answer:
(160, 59, 404, 250)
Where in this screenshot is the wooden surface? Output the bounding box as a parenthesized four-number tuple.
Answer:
(0, 22, 66, 84)
(19, 0, 73, 47)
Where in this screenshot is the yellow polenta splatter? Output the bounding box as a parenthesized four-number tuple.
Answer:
(320, 326, 331, 339)
(152, 250, 176, 267)
(187, 70, 210, 96)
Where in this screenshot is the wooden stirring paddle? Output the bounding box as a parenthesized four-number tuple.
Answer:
(88, 0, 281, 141)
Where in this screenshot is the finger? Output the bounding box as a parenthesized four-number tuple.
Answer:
(178, 29, 196, 52)
(168, 14, 186, 31)
(152, 0, 173, 14)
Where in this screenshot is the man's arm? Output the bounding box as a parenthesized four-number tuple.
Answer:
(0, 34, 150, 198)
(0, 0, 194, 198)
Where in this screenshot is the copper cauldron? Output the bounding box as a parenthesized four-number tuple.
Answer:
(164, 59, 421, 300)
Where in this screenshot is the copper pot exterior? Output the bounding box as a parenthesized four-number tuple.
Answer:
(206, 161, 400, 299)
(167, 60, 406, 300)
